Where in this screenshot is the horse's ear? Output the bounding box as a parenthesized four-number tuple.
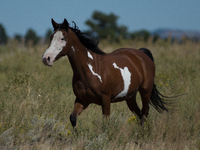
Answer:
(51, 18, 58, 29)
(62, 18, 69, 29)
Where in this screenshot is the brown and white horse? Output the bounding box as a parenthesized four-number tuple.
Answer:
(42, 19, 170, 127)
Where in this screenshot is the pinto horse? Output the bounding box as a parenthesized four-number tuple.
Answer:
(42, 19, 170, 127)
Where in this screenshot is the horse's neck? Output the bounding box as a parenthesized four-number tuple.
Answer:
(67, 43, 99, 78)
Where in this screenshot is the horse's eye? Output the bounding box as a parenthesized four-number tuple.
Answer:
(61, 38, 65, 40)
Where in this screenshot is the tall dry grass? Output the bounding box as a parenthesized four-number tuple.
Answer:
(0, 39, 199, 149)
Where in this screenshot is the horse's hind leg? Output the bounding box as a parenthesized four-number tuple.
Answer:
(139, 88, 151, 125)
(126, 93, 142, 118)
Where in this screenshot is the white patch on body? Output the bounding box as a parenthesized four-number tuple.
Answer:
(71, 46, 75, 51)
(87, 51, 93, 60)
(113, 62, 131, 99)
(42, 31, 66, 64)
(88, 63, 102, 82)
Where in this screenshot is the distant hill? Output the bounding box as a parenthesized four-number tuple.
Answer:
(152, 29, 200, 39)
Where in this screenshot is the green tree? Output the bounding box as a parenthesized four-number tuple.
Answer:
(14, 34, 22, 43)
(0, 24, 8, 45)
(130, 30, 150, 42)
(85, 11, 128, 42)
(153, 34, 160, 43)
(25, 29, 39, 46)
(44, 29, 53, 44)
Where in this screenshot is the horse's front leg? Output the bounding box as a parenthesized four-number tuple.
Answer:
(101, 94, 111, 117)
(70, 99, 88, 128)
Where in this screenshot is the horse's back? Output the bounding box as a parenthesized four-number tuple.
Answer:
(109, 48, 154, 67)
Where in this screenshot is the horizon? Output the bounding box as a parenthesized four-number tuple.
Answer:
(1, 1, 200, 37)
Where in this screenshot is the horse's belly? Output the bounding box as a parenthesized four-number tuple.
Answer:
(111, 84, 139, 103)
(109, 66, 142, 102)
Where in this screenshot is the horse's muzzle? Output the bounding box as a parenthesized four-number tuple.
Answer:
(42, 55, 53, 66)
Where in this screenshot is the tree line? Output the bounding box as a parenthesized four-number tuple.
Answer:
(0, 22, 53, 46)
(0, 10, 195, 46)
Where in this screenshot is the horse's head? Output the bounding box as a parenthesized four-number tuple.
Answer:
(42, 19, 72, 66)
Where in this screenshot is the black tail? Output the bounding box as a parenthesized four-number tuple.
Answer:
(150, 84, 171, 112)
(139, 48, 172, 113)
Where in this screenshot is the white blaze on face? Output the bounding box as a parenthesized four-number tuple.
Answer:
(88, 63, 102, 82)
(113, 63, 131, 99)
(87, 51, 93, 60)
(42, 31, 66, 65)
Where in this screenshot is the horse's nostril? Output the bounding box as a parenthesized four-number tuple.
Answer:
(47, 56, 50, 62)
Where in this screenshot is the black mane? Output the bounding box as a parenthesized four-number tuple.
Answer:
(56, 21, 105, 55)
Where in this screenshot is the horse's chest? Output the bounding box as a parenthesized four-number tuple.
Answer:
(73, 80, 101, 103)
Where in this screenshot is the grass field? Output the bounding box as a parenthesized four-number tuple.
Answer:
(0, 39, 200, 149)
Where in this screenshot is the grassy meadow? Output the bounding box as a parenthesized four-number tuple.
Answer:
(0, 39, 200, 149)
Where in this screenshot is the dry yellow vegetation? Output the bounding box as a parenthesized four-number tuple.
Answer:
(0, 39, 199, 149)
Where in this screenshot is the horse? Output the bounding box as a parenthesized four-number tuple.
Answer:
(42, 19, 171, 127)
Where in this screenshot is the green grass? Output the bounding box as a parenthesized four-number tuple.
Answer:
(0, 39, 200, 149)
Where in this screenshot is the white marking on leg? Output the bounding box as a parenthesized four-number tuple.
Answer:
(88, 63, 102, 82)
(113, 62, 131, 99)
(87, 51, 93, 60)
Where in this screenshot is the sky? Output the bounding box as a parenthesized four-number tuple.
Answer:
(0, 0, 200, 37)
